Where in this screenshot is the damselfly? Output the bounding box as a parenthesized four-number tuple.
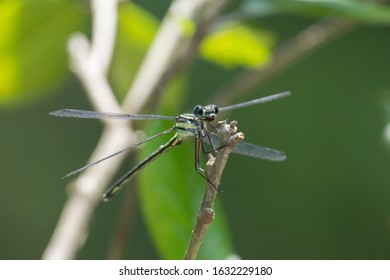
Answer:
(50, 91, 290, 201)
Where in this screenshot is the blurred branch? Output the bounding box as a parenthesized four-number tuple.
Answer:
(147, 0, 231, 111)
(43, 0, 133, 260)
(184, 121, 244, 260)
(67, 1, 122, 114)
(122, 0, 230, 114)
(209, 18, 354, 107)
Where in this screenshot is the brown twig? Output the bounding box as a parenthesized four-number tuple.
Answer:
(184, 120, 244, 260)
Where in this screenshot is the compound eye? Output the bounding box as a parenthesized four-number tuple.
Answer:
(194, 105, 204, 117)
(211, 104, 218, 114)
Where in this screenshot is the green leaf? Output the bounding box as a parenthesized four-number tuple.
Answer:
(0, 0, 85, 108)
(240, 0, 390, 25)
(200, 22, 273, 69)
(137, 83, 234, 259)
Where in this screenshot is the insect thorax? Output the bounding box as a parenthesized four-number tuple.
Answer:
(175, 114, 200, 140)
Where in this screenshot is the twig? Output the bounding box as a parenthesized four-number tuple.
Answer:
(184, 121, 244, 260)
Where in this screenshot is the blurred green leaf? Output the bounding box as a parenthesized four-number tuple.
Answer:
(138, 83, 234, 260)
(0, 0, 85, 108)
(239, 0, 390, 24)
(200, 22, 273, 69)
(110, 2, 159, 100)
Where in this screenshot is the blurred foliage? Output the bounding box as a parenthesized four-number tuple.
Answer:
(200, 22, 273, 68)
(1, 0, 390, 260)
(239, 0, 390, 24)
(3, 0, 390, 107)
(0, 0, 85, 107)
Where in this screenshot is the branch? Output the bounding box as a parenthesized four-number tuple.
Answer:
(42, 0, 134, 260)
(67, 1, 121, 114)
(184, 121, 244, 260)
(122, 0, 230, 114)
(147, 0, 231, 111)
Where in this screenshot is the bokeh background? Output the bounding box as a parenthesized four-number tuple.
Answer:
(1, 0, 390, 259)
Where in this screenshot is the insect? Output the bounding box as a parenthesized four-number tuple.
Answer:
(50, 91, 290, 201)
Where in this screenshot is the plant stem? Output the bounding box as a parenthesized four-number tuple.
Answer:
(184, 121, 244, 260)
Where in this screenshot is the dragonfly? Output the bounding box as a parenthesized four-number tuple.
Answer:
(50, 91, 290, 201)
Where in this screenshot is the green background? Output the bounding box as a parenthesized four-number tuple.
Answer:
(1, 0, 390, 259)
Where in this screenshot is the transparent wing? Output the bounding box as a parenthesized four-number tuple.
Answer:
(209, 133, 286, 161)
(49, 109, 176, 121)
(218, 91, 290, 112)
(231, 140, 286, 161)
(61, 127, 175, 179)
